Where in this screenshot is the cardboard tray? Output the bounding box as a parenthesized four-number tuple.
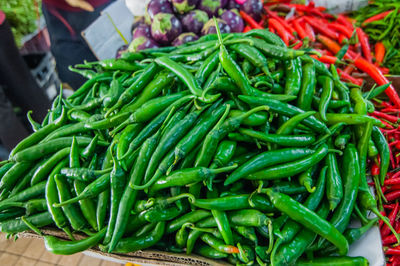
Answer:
(18, 221, 384, 266)
(19, 228, 229, 266)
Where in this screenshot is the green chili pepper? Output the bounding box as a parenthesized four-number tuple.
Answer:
(106, 63, 159, 116)
(103, 151, 127, 245)
(225, 147, 314, 185)
(266, 189, 348, 255)
(13, 136, 108, 162)
(108, 128, 160, 252)
(229, 110, 268, 127)
(195, 105, 268, 168)
(31, 147, 70, 185)
(272, 202, 330, 265)
(46, 159, 74, 239)
(246, 144, 328, 181)
(0, 162, 33, 191)
(239, 128, 316, 147)
(298, 167, 316, 193)
(298, 61, 316, 111)
(318, 76, 334, 122)
(230, 43, 273, 81)
(372, 126, 390, 184)
(147, 164, 237, 193)
(0, 212, 53, 234)
(284, 58, 302, 96)
(9, 107, 67, 157)
(325, 148, 343, 211)
(194, 244, 228, 259)
(239, 95, 329, 134)
(26, 111, 41, 132)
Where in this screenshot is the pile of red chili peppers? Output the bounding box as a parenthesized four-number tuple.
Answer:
(240, 1, 400, 109)
(239, 1, 400, 264)
(373, 100, 400, 265)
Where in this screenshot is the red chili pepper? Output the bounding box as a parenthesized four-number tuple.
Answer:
(240, 11, 263, 29)
(392, 171, 400, 180)
(264, 8, 296, 35)
(376, 118, 395, 129)
(384, 204, 397, 210)
(372, 163, 380, 176)
(354, 57, 400, 108)
(303, 22, 315, 42)
(337, 69, 363, 86)
(386, 247, 400, 256)
(310, 54, 341, 65)
(381, 108, 400, 113)
(269, 18, 290, 45)
(356, 28, 373, 63)
(373, 111, 400, 123)
(336, 14, 354, 31)
(385, 190, 400, 202)
(243, 25, 252, 33)
(317, 34, 341, 54)
(379, 210, 387, 227)
(375, 42, 386, 65)
(292, 40, 303, 50)
(389, 140, 400, 148)
(388, 185, 400, 193)
(292, 19, 308, 40)
(344, 64, 356, 75)
(328, 23, 353, 39)
(381, 201, 399, 237)
(268, 24, 276, 34)
(338, 34, 348, 45)
(380, 67, 390, 75)
(385, 178, 400, 186)
(304, 17, 338, 40)
(362, 10, 394, 26)
(258, 18, 265, 27)
(382, 234, 398, 245)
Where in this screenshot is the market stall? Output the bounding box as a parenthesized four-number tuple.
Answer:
(1, 0, 400, 265)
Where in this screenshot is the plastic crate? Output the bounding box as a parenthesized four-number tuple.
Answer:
(22, 52, 60, 100)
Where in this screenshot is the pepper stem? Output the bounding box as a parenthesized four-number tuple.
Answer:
(266, 218, 274, 254)
(166, 193, 196, 204)
(210, 164, 238, 175)
(21, 216, 43, 236)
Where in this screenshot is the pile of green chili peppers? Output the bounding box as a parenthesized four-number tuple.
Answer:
(0, 22, 392, 265)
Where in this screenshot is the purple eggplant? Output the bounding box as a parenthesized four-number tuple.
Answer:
(197, 0, 222, 17)
(172, 0, 198, 14)
(128, 36, 159, 52)
(116, 44, 128, 58)
(132, 23, 151, 39)
(219, 9, 243, 33)
(151, 13, 182, 44)
(240, 0, 263, 21)
(181, 10, 209, 34)
(201, 18, 231, 35)
(172, 32, 199, 46)
(145, 0, 173, 22)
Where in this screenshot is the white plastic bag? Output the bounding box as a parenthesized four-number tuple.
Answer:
(312, 0, 368, 13)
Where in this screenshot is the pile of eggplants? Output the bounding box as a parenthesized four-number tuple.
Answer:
(0, 25, 390, 265)
(123, 0, 262, 53)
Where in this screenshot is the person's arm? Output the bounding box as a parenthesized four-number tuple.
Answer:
(65, 0, 94, 11)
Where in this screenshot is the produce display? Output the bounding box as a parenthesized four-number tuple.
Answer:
(0, 0, 41, 47)
(242, 1, 400, 109)
(126, 0, 262, 51)
(0, 20, 394, 264)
